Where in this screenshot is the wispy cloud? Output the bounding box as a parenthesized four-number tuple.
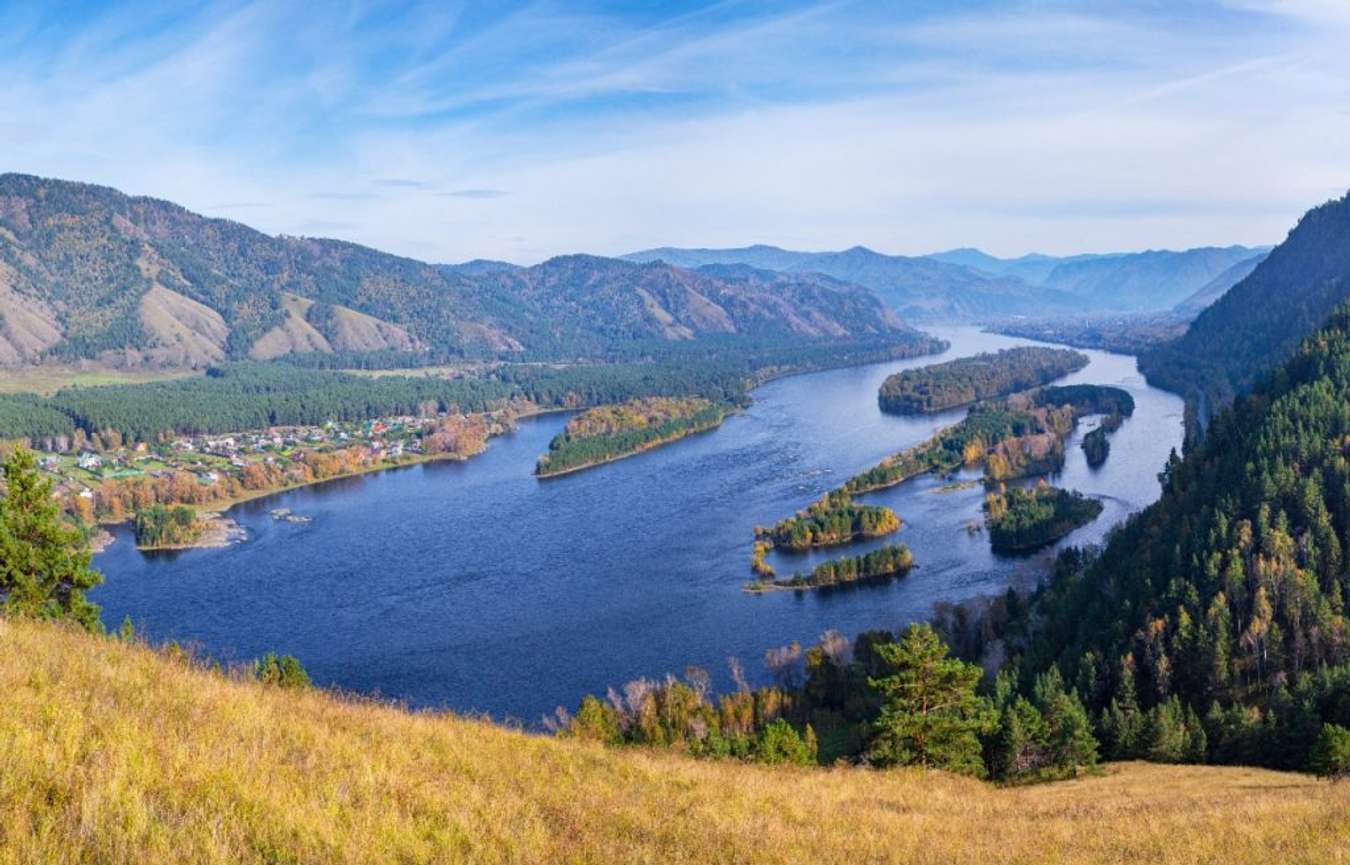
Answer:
(372, 178, 433, 189)
(0, 1, 1346, 261)
(440, 189, 508, 199)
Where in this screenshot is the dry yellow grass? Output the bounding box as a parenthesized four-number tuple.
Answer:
(0, 364, 198, 396)
(1, 617, 1348, 865)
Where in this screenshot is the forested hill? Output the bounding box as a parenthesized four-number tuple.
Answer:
(0, 174, 919, 368)
(1140, 191, 1350, 427)
(1014, 302, 1350, 770)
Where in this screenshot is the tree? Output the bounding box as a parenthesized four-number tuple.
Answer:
(568, 694, 621, 744)
(255, 652, 311, 688)
(1308, 724, 1350, 781)
(755, 719, 816, 766)
(866, 623, 995, 775)
(0, 447, 102, 630)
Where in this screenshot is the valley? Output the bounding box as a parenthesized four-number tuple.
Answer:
(6, 5, 1350, 861)
(86, 328, 1183, 721)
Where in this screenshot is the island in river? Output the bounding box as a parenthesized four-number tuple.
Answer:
(877, 346, 1089, 414)
(749, 543, 914, 592)
(983, 482, 1104, 553)
(535, 397, 734, 477)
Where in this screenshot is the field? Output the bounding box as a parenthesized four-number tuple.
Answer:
(1, 617, 1347, 864)
(0, 364, 199, 396)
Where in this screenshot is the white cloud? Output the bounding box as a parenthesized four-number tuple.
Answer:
(1, 1, 1346, 262)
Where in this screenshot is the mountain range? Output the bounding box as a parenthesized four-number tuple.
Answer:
(625, 242, 1268, 321)
(0, 175, 915, 368)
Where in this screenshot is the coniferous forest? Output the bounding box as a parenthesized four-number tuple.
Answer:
(877, 347, 1088, 414)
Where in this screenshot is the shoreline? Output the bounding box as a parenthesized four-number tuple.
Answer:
(91, 448, 490, 551)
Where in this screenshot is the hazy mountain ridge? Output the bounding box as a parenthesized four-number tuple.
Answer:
(627, 242, 1268, 321)
(624, 244, 1082, 321)
(1036, 245, 1270, 311)
(1140, 190, 1350, 426)
(0, 175, 918, 367)
(1173, 252, 1269, 316)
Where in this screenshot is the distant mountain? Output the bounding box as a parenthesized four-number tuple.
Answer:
(628, 242, 1268, 321)
(931, 245, 1270, 312)
(925, 248, 1099, 285)
(1140, 191, 1350, 427)
(439, 259, 522, 276)
(623, 244, 1082, 322)
(1037, 246, 1270, 311)
(1172, 252, 1268, 316)
(0, 175, 919, 367)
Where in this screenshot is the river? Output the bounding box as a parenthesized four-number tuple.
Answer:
(91, 327, 1183, 722)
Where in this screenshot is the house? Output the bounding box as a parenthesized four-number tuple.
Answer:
(77, 452, 102, 470)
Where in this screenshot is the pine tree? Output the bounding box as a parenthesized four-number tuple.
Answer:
(0, 447, 102, 630)
(1308, 723, 1350, 780)
(866, 624, 995, 776)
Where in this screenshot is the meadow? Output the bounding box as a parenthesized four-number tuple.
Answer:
(2, 616, 1346, 864)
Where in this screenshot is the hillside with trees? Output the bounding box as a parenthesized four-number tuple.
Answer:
(877, 347, 1088, 414)
(0, 174, 930, 367)
(1140, 191, 1350, 433)
(1005, 302, 1350, 772)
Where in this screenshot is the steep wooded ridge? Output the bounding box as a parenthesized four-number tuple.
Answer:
(0, 174, 917, 367)
(1012, 302, 1350, 770)
(625, 243, 1267, 321)
(1140, 191, 1350, 426)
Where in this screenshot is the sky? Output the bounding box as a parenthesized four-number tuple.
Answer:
(2, 0, 1348, 265)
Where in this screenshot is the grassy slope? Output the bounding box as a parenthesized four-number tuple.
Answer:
(1, 618, 1347, 864)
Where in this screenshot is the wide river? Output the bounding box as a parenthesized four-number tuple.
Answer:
(92, 327, 1183, 722)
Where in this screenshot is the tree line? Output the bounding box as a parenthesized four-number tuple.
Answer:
(0, 336, 942, 447)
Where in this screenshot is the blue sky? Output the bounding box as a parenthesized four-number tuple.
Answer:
(2, 0, 1348, 263)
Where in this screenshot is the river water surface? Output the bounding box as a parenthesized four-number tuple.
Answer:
(92, 327, 1183, 721)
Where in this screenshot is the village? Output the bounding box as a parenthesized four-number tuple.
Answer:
(36, 409, 497, 526)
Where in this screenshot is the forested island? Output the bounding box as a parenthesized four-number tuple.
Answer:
(983, 483, 1103, 552)
(756, 490, 900, 551)
(842, 383, 1134, 496)
(751, 543, 914, 591)
(535, 397, 732, 476)
(876, 346, 1088, 414)
(1081, 427, 1110, 467)
(134, 504, 204, 548)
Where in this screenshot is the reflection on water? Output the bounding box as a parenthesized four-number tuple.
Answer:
(92, 327, 1183, 722)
